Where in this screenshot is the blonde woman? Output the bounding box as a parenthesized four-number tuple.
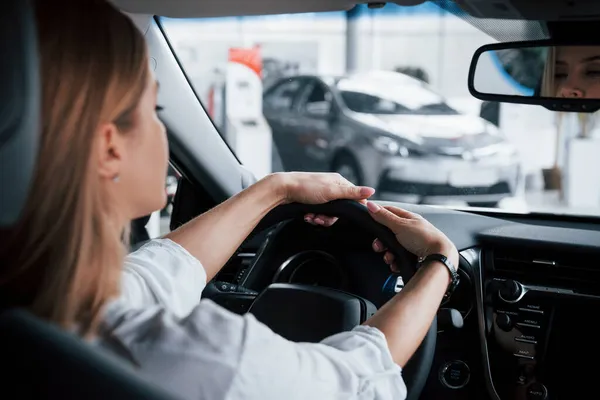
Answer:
(542, 45, 600, 98)
(541, 46, 557, 97)
(0, 1, 458, 399)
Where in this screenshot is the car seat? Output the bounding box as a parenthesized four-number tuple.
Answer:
(0, 1, 177, 398)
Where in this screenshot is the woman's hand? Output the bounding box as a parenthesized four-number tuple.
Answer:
(268, 172, 376, 226)
(168, 171, 374, 282)
(366, 202, 458, 272)
(362, 202, 458, 368)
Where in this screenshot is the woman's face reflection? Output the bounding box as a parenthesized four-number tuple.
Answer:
(555, 46, 600, 98)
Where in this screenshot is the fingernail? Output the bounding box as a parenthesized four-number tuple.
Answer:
(314, 218, 325, 225)
(367, 201, 380, 213)
(373, 240, 381, 251)
(360, 187, 375, 197)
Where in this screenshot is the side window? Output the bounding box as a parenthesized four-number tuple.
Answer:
(340, 91, 406, 114)
(299, 81, 333, 116)
(263, 79, 303, 111)
(306, 83, 327, 105)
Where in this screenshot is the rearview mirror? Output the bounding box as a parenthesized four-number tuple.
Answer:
(468, 40, 600, 112)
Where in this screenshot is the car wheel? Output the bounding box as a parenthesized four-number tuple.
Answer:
(332, 154, 363, 186)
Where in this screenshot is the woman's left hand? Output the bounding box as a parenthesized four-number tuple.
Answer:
(270, 172, 375, 227)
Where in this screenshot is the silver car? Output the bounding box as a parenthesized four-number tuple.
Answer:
(263, 70, 521, 206)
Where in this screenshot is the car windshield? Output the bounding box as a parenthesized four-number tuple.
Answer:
(337, 75, 458, 115)
(159, 3, 600, 219)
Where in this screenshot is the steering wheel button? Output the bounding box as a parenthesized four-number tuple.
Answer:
(394, 276, 405, 292)
(382, 273, 405, 300)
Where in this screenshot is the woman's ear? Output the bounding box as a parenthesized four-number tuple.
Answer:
(96, 122, 125, 180)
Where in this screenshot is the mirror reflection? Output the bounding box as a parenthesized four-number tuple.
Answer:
(473, 45, 600, 99)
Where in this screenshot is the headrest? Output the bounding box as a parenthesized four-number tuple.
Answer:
(0, 0, 40, 227)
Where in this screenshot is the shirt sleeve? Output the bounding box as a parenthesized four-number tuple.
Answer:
(120, 239, 207, 318)
(101, 299, 406, 400)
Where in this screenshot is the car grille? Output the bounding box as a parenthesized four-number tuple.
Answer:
(421, 133, 502, 153)
(378, 178, 511, 197)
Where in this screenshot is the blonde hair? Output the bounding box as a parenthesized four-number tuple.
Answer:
(541, 46, 557, 97)
(0, 0, 149, 335)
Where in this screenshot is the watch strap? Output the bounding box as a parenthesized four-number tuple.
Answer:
(419, 253, 459, 299)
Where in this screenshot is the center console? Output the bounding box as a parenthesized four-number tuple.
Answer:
(480, 247, 600, 400)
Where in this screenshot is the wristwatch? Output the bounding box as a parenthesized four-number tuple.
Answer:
(419, 253, 459, 299)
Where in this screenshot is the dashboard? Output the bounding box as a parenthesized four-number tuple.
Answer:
(206, 204, 600, 400)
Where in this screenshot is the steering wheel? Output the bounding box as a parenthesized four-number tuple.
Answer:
(242, 199, 436, 400)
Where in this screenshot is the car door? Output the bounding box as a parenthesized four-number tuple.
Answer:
(293, 79, 337, 172)
(262, 77, 308, 171)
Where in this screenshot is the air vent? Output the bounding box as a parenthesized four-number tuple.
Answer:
(492, 246, 600, 294)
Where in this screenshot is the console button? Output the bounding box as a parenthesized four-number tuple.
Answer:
(516, 333, 537, 341)
(520, 315, 543, 326)
(519, 306, 544, 314)
(439, 360, 470, 389)
(526, 382, 548, 400)
(514, 353, 534, 360)
(517, 322, 540, 329)
(515, 337, 537, 344)
(514, 348, 535, 358)
(496, 313, 513, 331)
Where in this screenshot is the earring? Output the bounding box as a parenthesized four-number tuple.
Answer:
(112, 174, 120, 183)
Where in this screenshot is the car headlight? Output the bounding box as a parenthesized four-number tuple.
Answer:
(485, 123, 505, 138)
(373, 136, 400, 154)
(373, 136, 417, 157)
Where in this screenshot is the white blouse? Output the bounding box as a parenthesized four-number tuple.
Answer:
(100, 239, 407, 400)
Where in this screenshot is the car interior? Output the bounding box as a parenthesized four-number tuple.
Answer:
(2, 0, 600, 399)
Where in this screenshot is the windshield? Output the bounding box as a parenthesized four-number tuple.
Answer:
(337, 76, 458, 115)
(159, 3, 600, 219)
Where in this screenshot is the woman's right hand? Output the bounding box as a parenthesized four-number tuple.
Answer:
(366, 202, 458, 272)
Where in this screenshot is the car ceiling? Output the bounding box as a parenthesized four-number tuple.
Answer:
(111, 0, 600, 21)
